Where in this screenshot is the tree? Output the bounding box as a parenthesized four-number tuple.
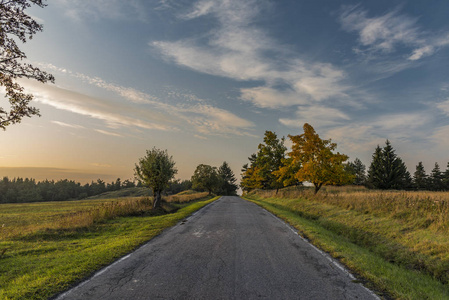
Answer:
(134, 148, 177, 209)
(0, 0, 54, 129)
(240, 131, 287, 192)
(281, 123, 352, 194)
(429, 162, 443, 191)
(240, 154, 262, 193)
(191, 164, 219, 195)
(367, 140, 410, 190)
(443, 162, 449, 191)
(413, 162, 428, 190)
(345, 158, 366, 185)
(217, 161, 238, 195)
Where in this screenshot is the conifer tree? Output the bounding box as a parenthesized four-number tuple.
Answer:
(346, 158, 366, 185)
(429, 162, 443, 191)
(443, 162, 449, 191)
(413, 162, 428, 190)
(217, 161, 238, 195)
(367, 140, 410, 190)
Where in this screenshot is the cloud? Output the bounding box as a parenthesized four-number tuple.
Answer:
(51, 121, 85, 129)
(279, 105, 351, 127)
(22, 80, 174, 131)
(56, 0, 147, 22)
(90, 163, 112, 168)
(152, 0, 350, 109)
(436, 99, 449, 116)
(339, 5, 449, 61)
(22, 66, 256, 138)
(95, 129, 122, 137)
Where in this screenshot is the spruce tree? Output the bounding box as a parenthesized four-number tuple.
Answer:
(413, 162, 428, 190)
(430, 162, 443, 191)
(367, 140, 410, 190)
(346, 158, 366, 185)
(217, 161, 238, 195)
(367, 145, 384, 188)
(443, 162, 449, 191)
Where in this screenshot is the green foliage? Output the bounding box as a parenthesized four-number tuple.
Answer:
(0, 177, 139, 203)
(191, 164, 219, 195)
(134, 148, 177, 208)
(345, 158, 366, 185)
(367, 140, 411, 190)
(0, 0, 54, 129)
(413, 162, 428, 190)
(240, 131, 288, 192)
(217, 161, 238, 195)
(429, 162, 444, 191)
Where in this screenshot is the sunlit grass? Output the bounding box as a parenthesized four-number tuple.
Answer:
(0, 193, 218, 300)
(244, 187, 449, 299)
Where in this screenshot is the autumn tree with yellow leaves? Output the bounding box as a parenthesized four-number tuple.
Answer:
(275, 123, 353, 194)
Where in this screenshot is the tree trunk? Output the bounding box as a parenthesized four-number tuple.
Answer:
(153, 190, 162, 209)
(314, 183, 323, 194)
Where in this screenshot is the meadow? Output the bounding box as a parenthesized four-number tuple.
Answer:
(244, 186, 449, 300)
(0, 191, 215, 300)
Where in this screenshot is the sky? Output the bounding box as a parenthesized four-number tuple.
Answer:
(2, 0, 449, 183)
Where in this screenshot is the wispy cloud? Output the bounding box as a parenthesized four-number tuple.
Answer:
(95, 129, 122, 137)
(51, 121, 85, 129)
(55, 0, 148, 22)
(152, 0, 350, 109)
(90, 163, 112, 168)
(24, 65, 255, 138)
(279, 105, 351, 127)
(436, 99, 449, 116)
(339, 5, 449, 61)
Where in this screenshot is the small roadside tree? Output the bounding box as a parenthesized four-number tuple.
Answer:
(0, 0, 55, 129)
(134, 148, 177, 209)
(191, 164, 219, 195)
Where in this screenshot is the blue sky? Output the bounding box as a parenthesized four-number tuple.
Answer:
(2, 0, 449, 182)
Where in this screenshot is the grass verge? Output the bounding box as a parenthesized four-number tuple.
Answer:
(244, 192, 449, 300)
(0, 195, 218, 300)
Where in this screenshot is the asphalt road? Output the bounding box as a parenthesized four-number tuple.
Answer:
(56, 196, 379, 300)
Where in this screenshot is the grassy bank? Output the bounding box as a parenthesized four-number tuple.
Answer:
(0, 193, 217, 300)
(244, 187, 449, 299)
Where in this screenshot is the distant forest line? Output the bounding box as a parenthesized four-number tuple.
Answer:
(0, 177, 192, 204)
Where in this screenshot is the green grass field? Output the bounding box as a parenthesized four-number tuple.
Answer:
(244, 187, 449, 300)
(0, 193, 217, 300)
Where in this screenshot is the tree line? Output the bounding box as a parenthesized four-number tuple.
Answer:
(0, 177, 142, 203)
(0, 176, 194, 204)
(240, 123, 449, 193)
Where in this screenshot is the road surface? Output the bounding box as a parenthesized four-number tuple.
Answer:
(56, 196, 378, 300)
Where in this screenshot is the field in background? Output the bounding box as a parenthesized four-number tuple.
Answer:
(0, 192, 216, 300)
(245, 187, 449, 299)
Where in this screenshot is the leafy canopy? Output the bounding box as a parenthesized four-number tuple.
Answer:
(0, 0, 54, 129)
(134, 148, 177, 208)
(282, 123, 352, 194)
(191, 164, 219, 195)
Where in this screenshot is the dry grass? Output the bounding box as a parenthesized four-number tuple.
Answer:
(164, 191, 209, 203)
(246, 186, 449, 289)
(0, 192, 209, 241)
(253, 186, 449, 233)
